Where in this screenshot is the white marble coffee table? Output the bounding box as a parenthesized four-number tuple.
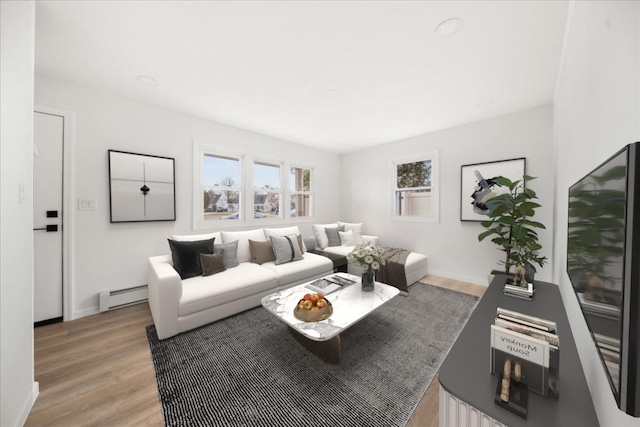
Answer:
(261, 273, 400, 363)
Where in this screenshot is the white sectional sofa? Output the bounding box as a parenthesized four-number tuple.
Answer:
(148, 221, 429, 340)
(148, 226, 333, 340)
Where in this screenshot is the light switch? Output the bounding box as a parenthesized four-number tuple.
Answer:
(78, 199, 97, 211)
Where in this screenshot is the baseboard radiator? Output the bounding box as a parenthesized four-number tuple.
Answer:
(99, 285, 148, 312)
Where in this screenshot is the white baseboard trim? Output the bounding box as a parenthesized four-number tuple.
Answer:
(424, 269, 488, 287)
(32, 381, 39, 405)
(73, 298, 149, 320)
(15, 381, 39, 427)
(72, 305, 99, 320)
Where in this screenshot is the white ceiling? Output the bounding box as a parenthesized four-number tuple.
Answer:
(35, 1, 569, 153)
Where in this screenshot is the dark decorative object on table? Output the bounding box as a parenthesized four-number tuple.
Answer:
(361, 268, 375, 292)
(495, 373, 528, 419)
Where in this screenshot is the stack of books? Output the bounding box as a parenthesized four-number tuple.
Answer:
(504, 281, 534, 300)
(490, 308, 559, 398)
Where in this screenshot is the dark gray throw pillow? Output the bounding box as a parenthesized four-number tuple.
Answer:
(214, 240, 239, 268)
(200, 252, 226, 276)
(325, 225, 345, 247)
(167, 238, 215, 279)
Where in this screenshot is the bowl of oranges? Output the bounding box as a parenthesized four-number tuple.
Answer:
(293, 292, 332, 322)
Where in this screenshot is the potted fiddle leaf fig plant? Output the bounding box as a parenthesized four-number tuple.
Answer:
(477, 174, 547, 285)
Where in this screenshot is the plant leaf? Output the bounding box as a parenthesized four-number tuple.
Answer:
(492, 176, 513, 187)
(478, 230, 495, 242)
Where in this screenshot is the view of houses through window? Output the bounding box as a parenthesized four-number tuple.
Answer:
(394, 158, 433, 217)
(200, 151, 313, 223)
(253, 161, 280, 219)
(203, 154, 242, 221)
(290, 166, 311, 218)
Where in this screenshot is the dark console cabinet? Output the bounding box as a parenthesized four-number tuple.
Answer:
(439, 276, 599, 426)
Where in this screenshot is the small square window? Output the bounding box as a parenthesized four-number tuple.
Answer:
(393, 153, 439, 222)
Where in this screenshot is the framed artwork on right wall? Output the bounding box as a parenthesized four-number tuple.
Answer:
(460, 157, 526, 221)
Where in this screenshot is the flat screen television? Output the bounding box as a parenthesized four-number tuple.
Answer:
(567, 142, 640, 417)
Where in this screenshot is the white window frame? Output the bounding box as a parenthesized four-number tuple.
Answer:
(193, 140, 316, 229)
(288, 164, 314, 220)
(193, 142, 245, 230)
(391, 151, 439, 223)
(251, 158, 283, 222)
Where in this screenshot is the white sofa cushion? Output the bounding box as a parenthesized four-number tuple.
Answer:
(171, 232, 222, 242)
(179, 262, 278, 316)
(322, 246, 353, 257)
(264, 226, 307, 252)
(221, 229, 266, 263)
(339, 229, 355, 246)
(362, 235, 379, 245)
(312, 223, 338, 249)
(261, 252, 333, 287)
(337, 222, 363, 245)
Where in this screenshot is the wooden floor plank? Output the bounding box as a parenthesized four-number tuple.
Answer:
(26, 274, 484, 427)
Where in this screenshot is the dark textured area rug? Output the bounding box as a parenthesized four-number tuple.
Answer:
(146, 283, 479, 427)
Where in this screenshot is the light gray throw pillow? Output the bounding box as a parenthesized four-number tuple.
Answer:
(270, 234, 303, 265)
(325, 225, 345, 247)
(214, 240, 239, 268)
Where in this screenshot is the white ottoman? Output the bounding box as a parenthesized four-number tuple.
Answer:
(320, 246, 428, 287)
(403, 251, 429, 286)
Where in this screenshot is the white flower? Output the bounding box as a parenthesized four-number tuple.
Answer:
(347, 243, 385, 270)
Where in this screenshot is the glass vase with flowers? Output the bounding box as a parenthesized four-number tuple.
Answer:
(346, 243, 386, 292)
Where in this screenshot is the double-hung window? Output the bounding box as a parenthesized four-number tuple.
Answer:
(393, 152, 439, 222)
(201, 153, 242, 222)
(194, 141, 315, 228)
(253, 161, 281, 220)
(289, 166, 312, 218)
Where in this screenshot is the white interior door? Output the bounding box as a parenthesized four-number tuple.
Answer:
(33, 111, 64, 324)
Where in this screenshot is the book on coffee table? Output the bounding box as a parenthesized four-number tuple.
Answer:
(305, 275, 356, 295)
(306, 278, 342, 295)
(329, 275, 356, 286)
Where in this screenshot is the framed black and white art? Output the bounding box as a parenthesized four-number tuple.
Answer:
(460, 157, 526, 222)
(108, 150, 176, 223)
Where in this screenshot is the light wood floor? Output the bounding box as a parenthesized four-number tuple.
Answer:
(26, 274, 485, 427)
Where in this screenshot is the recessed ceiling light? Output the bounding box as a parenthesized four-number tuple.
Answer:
(476, 99, 495, 108)
(137, 75, 158, 87)
(434, 18, 463, 37)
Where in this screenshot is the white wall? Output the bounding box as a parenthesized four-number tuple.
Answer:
(553, 1, 640, 425)
(0, 1, 39, 426)
(35, 76, 341, 319)
(341, 105, 554, 285)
